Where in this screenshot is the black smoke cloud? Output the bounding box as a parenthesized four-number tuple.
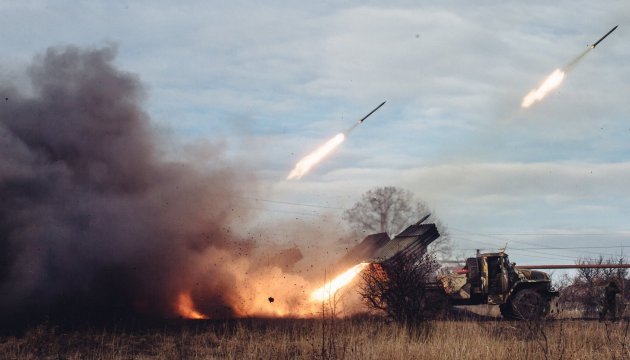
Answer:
(0, 45, 254, 323)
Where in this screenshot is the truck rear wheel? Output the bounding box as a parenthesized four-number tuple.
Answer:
(510, 288, 548, 320)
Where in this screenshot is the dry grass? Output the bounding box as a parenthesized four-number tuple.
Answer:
(1, 317, 629, 359)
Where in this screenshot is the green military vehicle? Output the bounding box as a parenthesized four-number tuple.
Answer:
(439, 251, 559, 319)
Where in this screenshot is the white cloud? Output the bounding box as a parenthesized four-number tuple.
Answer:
(267, 161, 630, 230)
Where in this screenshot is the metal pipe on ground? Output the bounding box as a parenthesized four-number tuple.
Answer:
(515, 264, 630, 269)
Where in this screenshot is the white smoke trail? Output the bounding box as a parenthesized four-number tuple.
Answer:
(287, 133, 346, 180)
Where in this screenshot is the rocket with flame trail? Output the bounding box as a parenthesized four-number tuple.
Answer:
(287, 101, 386, 180)
(521, 25, 619, 108)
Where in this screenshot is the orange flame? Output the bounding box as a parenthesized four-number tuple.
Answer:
(521, 68, 566, 108)
(176, 292, 208, 319)
(310, 262, 369, 302)
(287, 133, 345, 180)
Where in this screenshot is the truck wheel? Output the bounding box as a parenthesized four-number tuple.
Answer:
(510, 289, 547, 320)
(500, 303, 516, 320)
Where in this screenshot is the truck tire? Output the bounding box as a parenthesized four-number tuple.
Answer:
(500, 303, 516, 320)
(510, 288, 548, 320)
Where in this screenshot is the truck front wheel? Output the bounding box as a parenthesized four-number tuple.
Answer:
(500, 303, 515, 320)
(509, 288, 548, 320)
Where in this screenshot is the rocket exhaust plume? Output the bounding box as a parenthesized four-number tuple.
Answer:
(521, 26, 617, 108)
(287, 133, 345, 180)
(287, 102, 385, 180)
(521, 68, 566, 108)
(520, 47, 592, 108)
(310, 262, 369, 302)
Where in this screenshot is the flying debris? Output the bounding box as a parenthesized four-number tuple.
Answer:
(591, 25, 618, 48)
(359, 101, 386, 123)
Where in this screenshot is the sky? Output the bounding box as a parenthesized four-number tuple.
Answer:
(1, 0, 629, 267)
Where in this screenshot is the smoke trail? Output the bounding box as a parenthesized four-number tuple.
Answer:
(563, 47, 592, 71)
(286, 133, 346, 180)
(0, 45, 262, 324)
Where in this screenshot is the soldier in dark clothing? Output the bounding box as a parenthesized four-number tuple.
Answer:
(600, 280, 621, 321)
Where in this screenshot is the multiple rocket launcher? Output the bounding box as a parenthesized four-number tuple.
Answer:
(333, 216, 440, 272)
(331, 218, 630, 298)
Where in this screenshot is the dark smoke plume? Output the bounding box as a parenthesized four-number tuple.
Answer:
(0, 45, 253, 325)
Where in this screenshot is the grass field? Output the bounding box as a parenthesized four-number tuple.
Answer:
(1, 316, 629, 360)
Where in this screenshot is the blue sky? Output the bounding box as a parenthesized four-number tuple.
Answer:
(2, 1, 630, 266)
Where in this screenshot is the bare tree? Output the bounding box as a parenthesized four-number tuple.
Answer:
(359, 251, 445, 326)
(559, 256, 628, 317)
(343, 186, 451, 257)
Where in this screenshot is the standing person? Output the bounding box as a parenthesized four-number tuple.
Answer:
(600, 280, 621, 321)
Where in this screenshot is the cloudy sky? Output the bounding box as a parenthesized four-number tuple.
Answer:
(2, 1, 629, 266)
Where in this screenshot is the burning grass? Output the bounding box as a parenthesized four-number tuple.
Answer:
(1, 317, 628, 359)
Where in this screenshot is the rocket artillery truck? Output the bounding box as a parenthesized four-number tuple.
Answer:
(343, 217, 630, 319)
(347, 218, 558, 320)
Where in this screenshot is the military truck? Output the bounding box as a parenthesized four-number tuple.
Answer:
(345, 218, 630, 320)
(439, 251, 559, 319)
(345, 218, 559, 320)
